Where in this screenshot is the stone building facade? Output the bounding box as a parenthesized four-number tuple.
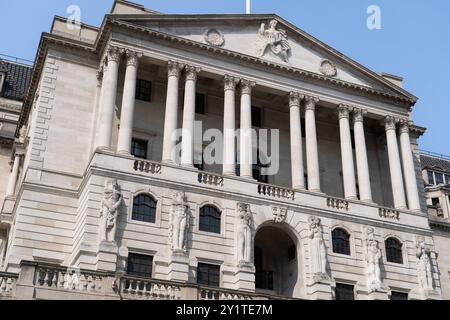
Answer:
(0, 0, 445, 300)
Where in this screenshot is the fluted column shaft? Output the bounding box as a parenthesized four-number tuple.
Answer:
(385, 116, 407, 209)
(162, 61, 184, 163)
(117, 50, 142, 155)
(399, 121, 421, 211)
(181, 65, 201, 167)
(223, 75, 238, 176)
(239, 80, 255, 179)
(353, 108, 373, 202)
(304, 96, 321, 192)
(338, 105, 357, 199)
(96, 46, 122, 150)
(6, 154, 21, 197)
(289, 92, 305, 190)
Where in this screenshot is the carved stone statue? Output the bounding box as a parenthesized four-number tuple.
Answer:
(256, 19, 291, 62)
(236, 203, 253, 266)
(416, 236, 434, 291)
(169, 191, 190, 253)
(99, 179, 123, 243)
(308, 216, 329, 281)
(18, 125, 27, 144)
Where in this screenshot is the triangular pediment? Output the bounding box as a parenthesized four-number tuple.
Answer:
(114, 14, 416, 102)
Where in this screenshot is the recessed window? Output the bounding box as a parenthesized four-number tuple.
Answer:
(127, 253, 153, 278)
(135, 79, 152, 102)
(199, 205, 221, 234)
(197, 263, 220, 287)
(435, 172, 445, 185)
(390, 291, 408, 300)
(335, 283, 354, 300)
(332, 228, 351, 255)
(252, 106, 262, 127)
(132, 194, 157, 223)
(385, 238, 403, 264)
(196, 93, 206, 115)
(427, 170, 434, 185)
(131, 139, 148, 159)
(432, 198, 440, 207)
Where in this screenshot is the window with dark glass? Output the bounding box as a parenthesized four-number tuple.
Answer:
(435, 172, 445, 185)
(432, 197, 440, 207)
(196, 93, 206, 115)
(131, 139, 148, 159)
(199, 205, 221, 234)
(335, 283, 354, 300)
(288, 245, 296, 262)
(197, 263, 220, 287)
(135, 79, 152, 102)
(252, 106, 262, 127)
(390, 291, 408, 300)
(132, 194, 157, 223)
(385, 238, 403, 264)
(194, 151, 204, 171)
(253, 150, 269, 183)
(332, 228, 351, 255)
(255, 247, 274, 291)
(446, 175, 450, 185)
(427, 170, 435, 185)
(127, 253, 153, 278)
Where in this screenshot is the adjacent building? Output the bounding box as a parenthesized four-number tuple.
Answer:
(0, 0, 445, 300)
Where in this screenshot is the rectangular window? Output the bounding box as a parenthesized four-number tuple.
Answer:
(131, 139, 148, 159)
(335, 283, 355, 300)
(196, 93, 206, 115)
(445, 174, 450, 185)
(135, 79, 152, 102)
(427, 170, 435, 185)
(390, 291, 408, 300)
(435, 172, 445, 185)
(252, 106, 262, 127)
(197, 263, 220, 287)
(127, 253, 153, 278)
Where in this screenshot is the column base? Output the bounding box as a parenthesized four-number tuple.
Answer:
(222, 263, 255, 292)
(96, 241, 118, 272)
(355, 282, 390, 300)
(306, 273, 336, 300)
(167, 251, 190, 283)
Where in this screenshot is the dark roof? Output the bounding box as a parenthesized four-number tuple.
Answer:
(0, 59, 33, 101)
(420, 154, 450, 174)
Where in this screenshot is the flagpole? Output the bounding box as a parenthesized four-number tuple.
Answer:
(246, 0, 251, 14)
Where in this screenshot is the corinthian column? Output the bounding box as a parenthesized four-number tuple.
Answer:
(181, 65, 201, 167)
(96, 46, 122, 150)
(384, 116, 407, 210)
(304, 96, 321, 192)
(162, 61, 184, 164)
(399, 120, 421, 212)
(117, 50, 142, 155)
(239, 79, 255, 179)
(289, 91, 305, 190)
(353, 108, 373, 202)
(223, 75, 239, 176)
(338, 104, 357, 199)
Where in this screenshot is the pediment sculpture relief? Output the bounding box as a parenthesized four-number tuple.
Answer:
(204, 29, 225, 47)
(256, 20, 291, 63)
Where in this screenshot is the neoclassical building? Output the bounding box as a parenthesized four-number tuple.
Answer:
(0, 0, 444, 300)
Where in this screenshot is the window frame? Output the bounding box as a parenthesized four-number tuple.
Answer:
(198, 205, 222, 235)
(390, 291, 409, 300)
(135, 79, 152, 102)
(384, 237, 404, 265)
(130, 193, 158, 225)
(334, 283, 355, 301)
(131, 138, 148, 159)
(126, 252, 154, 279)
(197, 263, 221, 288)
(331, 228, 351, 256)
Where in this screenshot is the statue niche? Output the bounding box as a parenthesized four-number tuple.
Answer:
(169, 191, 190, 254)
(236, 203, 253, 266)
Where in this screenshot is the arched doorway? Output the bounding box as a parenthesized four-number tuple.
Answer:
(254, 225, 300, 297)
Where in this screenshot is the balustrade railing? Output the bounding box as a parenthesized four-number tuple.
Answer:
(257, 184, 295, 200)
(326, 197, 350, 211)
(199, 287, 254, 300)
(120, 276, 181, 300)
(378, 207, 400, 220)
(133, 160, 162, 175)
(198, 172, 224, 187)
(0, 272, 18, 297)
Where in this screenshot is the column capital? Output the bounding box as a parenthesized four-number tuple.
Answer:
(338, 104, 351, 120)
(353, 107, 367, 123)
(224, 74, 239, 92)
(304, 95, 319, 111)
(289, 91, 304, 108)
(240, 79, 256, 95)
(125, 50, 143, 67)
(384, 115, 398, 132)
(96, 69, 104, 86)
(398, 118, 412, 134)
(185, 65, 202, 81)
(106, 46, 123, 63)
(167, 60, 184, 78)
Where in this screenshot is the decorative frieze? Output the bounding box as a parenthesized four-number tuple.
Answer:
(378, 207, 400, 220)
(327, 197, 349, 211)
(272, 206, 288, 223)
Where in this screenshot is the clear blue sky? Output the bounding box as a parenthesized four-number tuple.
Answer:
(0, 0, 449, 155)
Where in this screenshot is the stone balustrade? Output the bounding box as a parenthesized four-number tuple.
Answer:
(257, 183, 295, 200)
(120, 276, 181, 300)
(0, 272, 18, 297)
(379, 207, 400, 220)
(199, 287, 254, 300)
(327, 197, 350, 211)
(198, 172, 224, 187)
(133, 159, 162, 175)
(36, 265, 104, 293)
